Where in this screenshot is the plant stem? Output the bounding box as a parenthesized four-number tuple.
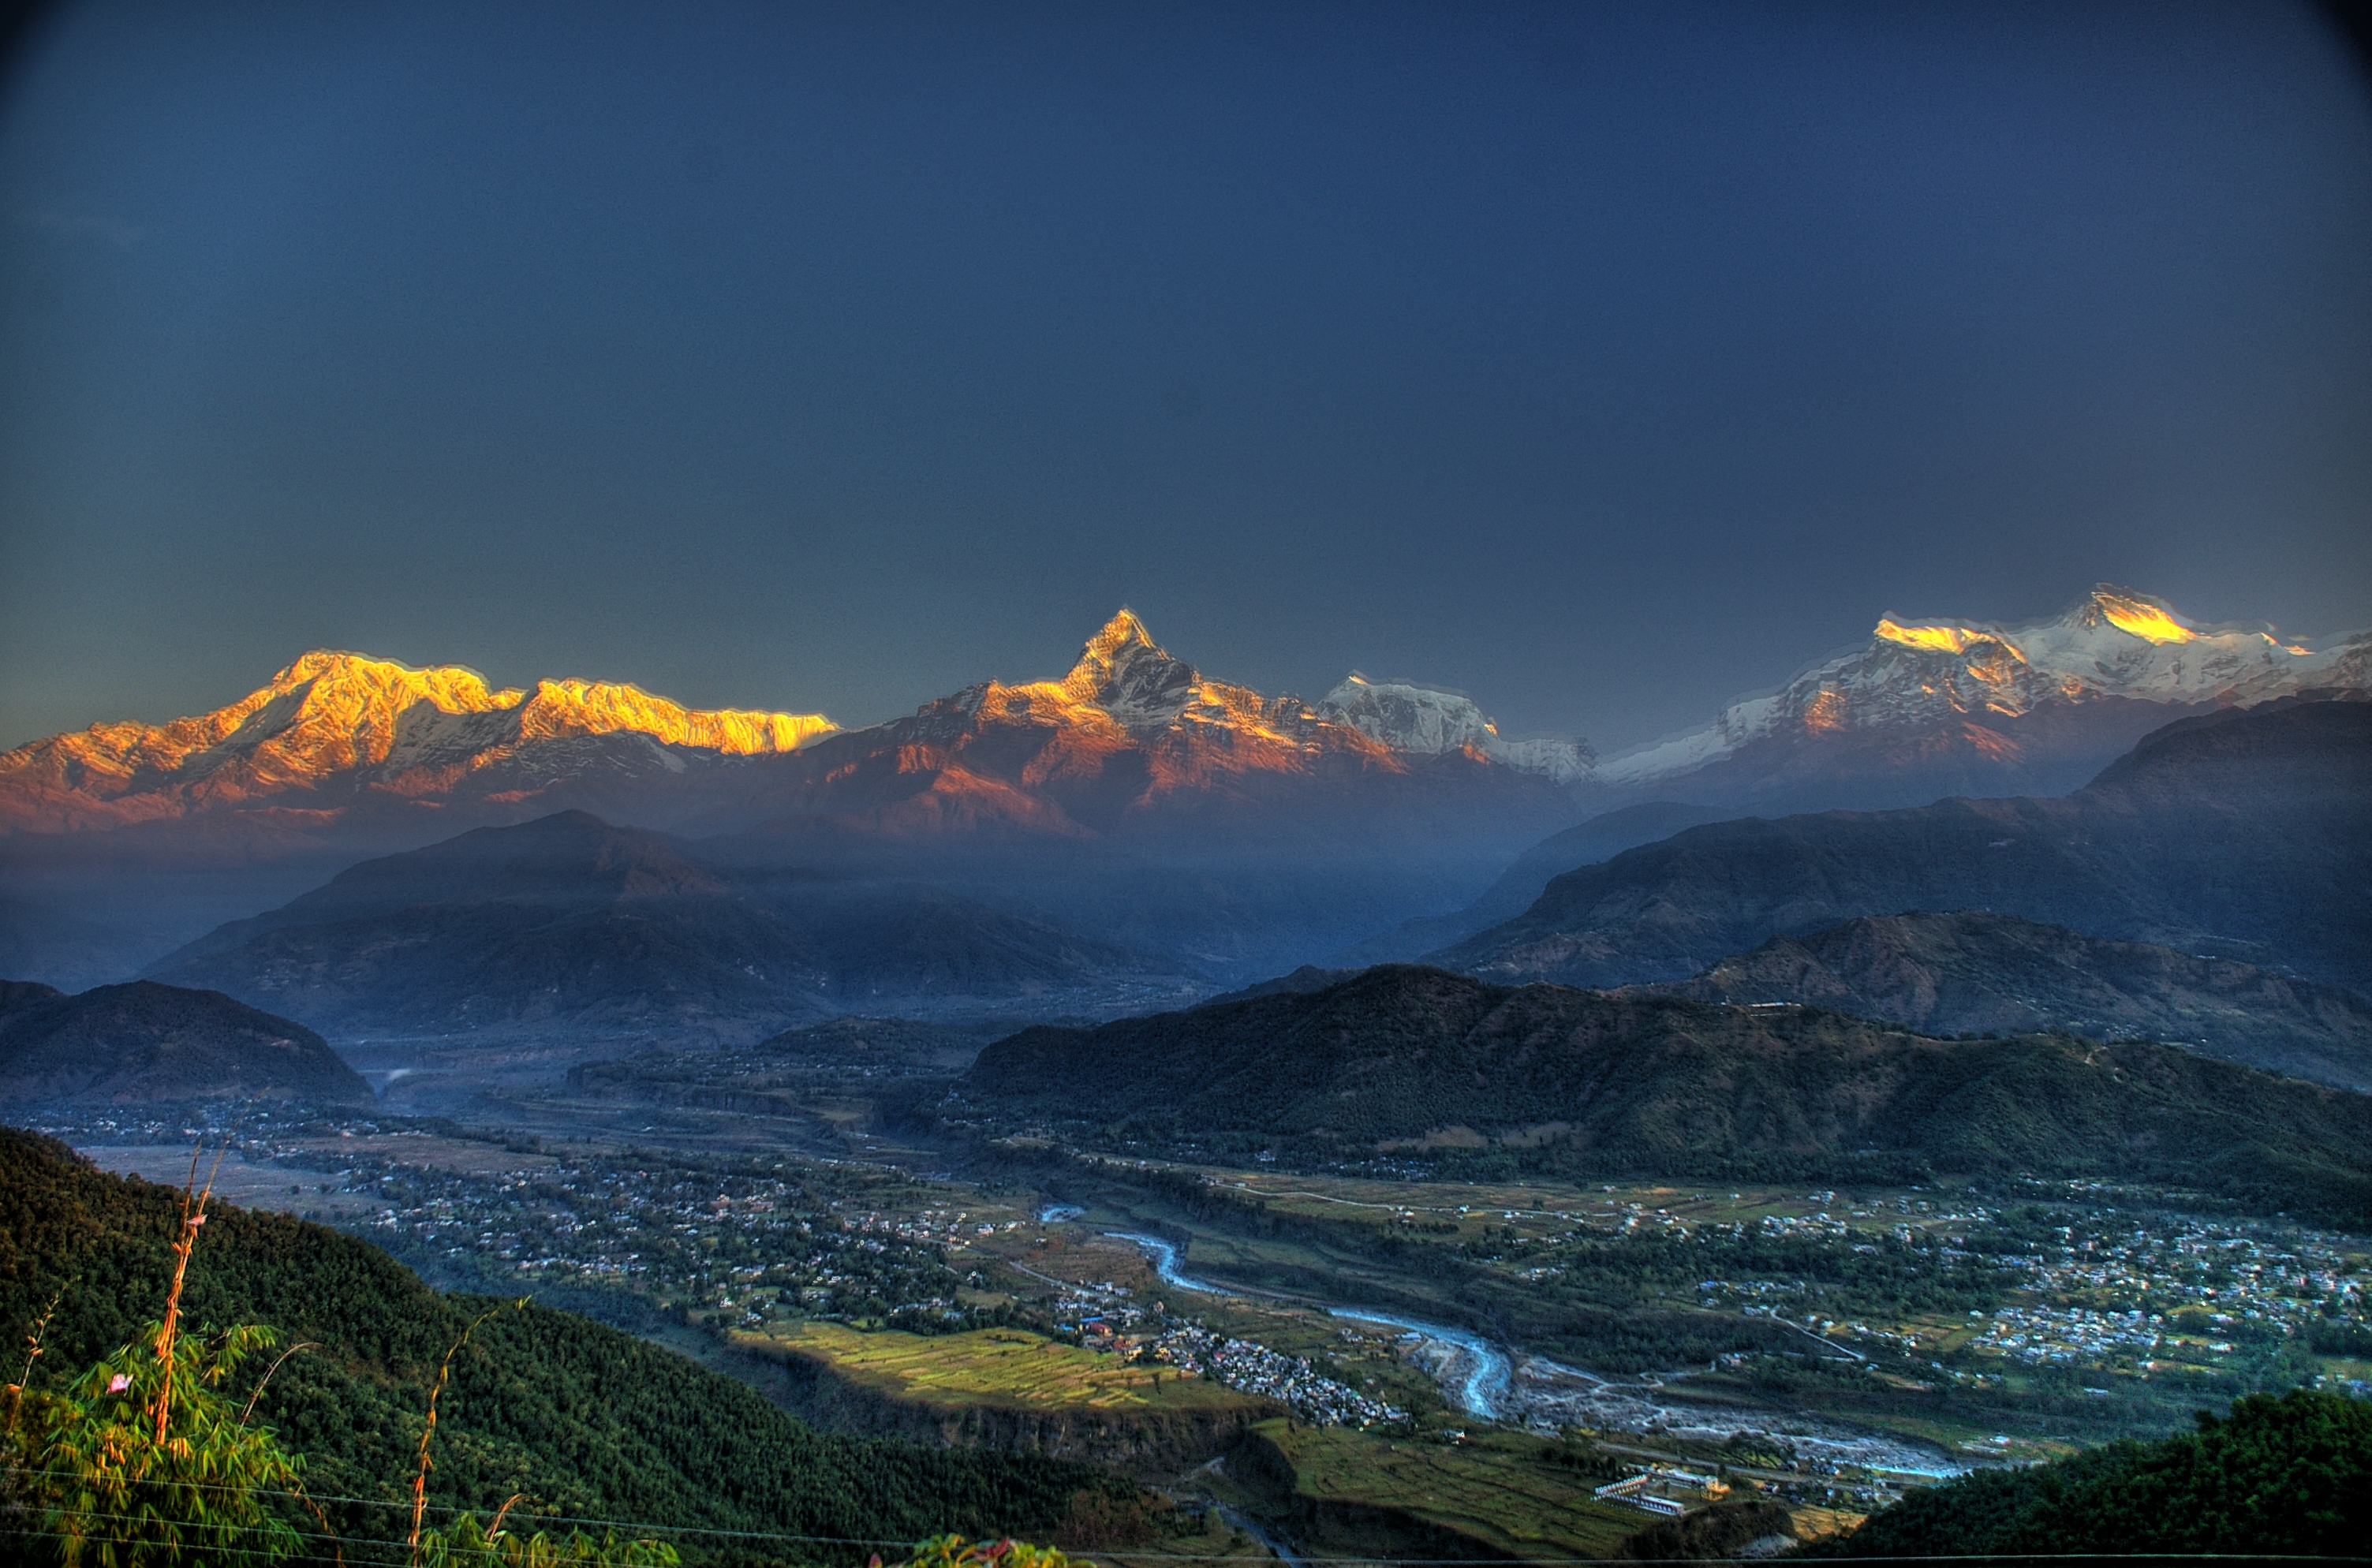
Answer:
(408, 1299, 525, 1565)
(153, 1141, 226, 1445)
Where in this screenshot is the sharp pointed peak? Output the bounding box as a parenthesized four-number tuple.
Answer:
(1085, 607, 1159, 651)
(2064, 584, 2196, 644)
(1064, 607, 1176, 680)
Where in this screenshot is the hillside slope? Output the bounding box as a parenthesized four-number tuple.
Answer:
(958, 966, 2372, 1222)
(1439, 695, 2372, 992)
(0, 980, 371, 1106)
(0, 1128, 1135, 1559)
(1644, 912, 2372, 1091)
(1799, 1388, 2367, 1559)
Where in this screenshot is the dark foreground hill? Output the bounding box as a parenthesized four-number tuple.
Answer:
(958, 966, 2372, 1223)
(1643, 911, 2372, 1092)
(0, 979, 371, 1107)
(147, 810, 1188, 1040)
(1437, 694, 2372, 992)
(1799, 1388, 2368, 1559)
(0, 1128, 1137, 1561)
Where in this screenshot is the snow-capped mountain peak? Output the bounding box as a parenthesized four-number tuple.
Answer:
(1057, 609, 1205, 728)
(1316, 673, 1593, 783)
(875, 612, 1594, 779)
(1596, 584, 2370, 790)
(0, 650, 838, 831)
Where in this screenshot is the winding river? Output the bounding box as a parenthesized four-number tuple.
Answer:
(1105, 1232, 1511, 1419)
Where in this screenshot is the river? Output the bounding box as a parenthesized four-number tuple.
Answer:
(1104, 1232, 1967, 1476)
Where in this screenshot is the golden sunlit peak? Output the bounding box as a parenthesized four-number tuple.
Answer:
(1061, 607, 1170, 685)
(1085, 607, 1159, 653)
(1873, 619, 2007, 656)
(275, 650, 523, 712)
(519, 679, 836, 754)
(2089, 587, 2195, 644)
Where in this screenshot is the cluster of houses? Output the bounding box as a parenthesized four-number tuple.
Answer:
(1052, 1282, 1406, 1427)
(1142, 1323, 1408, 1428)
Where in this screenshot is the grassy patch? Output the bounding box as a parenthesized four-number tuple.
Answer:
(747, 1321, 1261, 1412)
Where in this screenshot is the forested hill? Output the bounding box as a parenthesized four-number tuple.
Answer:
(958, 965, 2372, 1223)
(0, 1129, 1136, 1562)
(1799, 1387, 2367, 1559)
(0, 979, 371, 1107)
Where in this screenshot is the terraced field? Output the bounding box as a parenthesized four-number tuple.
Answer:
(1233, 1418, 1649, 1559)
(746, 1321, 1261, 1411)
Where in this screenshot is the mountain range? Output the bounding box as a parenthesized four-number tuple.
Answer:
(0, 979, 370, 1107)
(145, 810, 1193, 1041)
(6, 592, 2357, 848)
(1336, 801, 1730, 965)
(1583, 585, 2370, 813)
(0, 613, 1584, 987)
(956, 965, 2372, 1223)
(0, 647, 838, 835)
(5, 591, 2363, 992)
(0, 611, 1588, 844)
(1434, 694, 2372, 995)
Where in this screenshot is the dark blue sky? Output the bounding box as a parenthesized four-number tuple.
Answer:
(3, 0, 2368, 753)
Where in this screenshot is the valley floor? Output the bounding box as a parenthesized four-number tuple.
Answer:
(47, 1063, 2372, 1564)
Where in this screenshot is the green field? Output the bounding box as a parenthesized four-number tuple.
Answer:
(745, 1320, 1264, 1412)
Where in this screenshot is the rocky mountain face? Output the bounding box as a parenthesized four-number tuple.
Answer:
(957, 965, 2372, 1221)
(144, 810, 1193, 1042)
(1642, 911, 2372, 1092)
(1584, 586, 2370, 813)
(1437, 694, 2372, 995)
(0, 979, 371, 1107)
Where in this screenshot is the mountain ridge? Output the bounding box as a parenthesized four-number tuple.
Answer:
(1637, 911, 2372, 1092)
(955, 965, 2372, 1223)
(144, 809, 1193, 1040)
(1436, 694, 2372, 995)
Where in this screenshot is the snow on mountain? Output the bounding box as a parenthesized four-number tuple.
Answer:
(1316, 674, 1593, 783)
(880, 610, 1336, 765)
(1595, 585, 2370, 790)
(0, 650, 839, 831)
(0, 614, 1595, 841)
(874, 610, 1592, 783)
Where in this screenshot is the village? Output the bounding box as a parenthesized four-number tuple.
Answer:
(44, 1104, 2372, 1428)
